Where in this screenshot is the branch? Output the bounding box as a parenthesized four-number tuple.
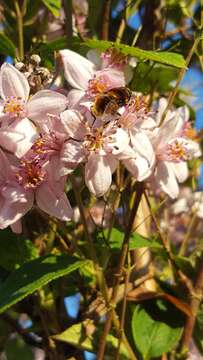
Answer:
(180, 257, 203, 355)
(159, 36, 200, 125)
(1, 313, 42, 348)
(101, 0, 111, 40)
(63, 0, 73, 47)
(97, 182, 144, 360)
(14, 0, 24, 59)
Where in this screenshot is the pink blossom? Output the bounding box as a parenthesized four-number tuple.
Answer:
(118, 95, 156, 181)
(0, 63, 67, 157)
(59, 110, 133, 196)
(59, 49, 126, 109)
(150, 113, 201, 198)
(0, 149, 33, 230)
(16, 153, 73, 222)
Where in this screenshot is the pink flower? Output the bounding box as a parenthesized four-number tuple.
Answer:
(150, 113, 201, 198)
(59, 49, 126, 109)
(0, 63, 67, 157)
(0, 149, 33, 230)
(59, 110, 133, 196)
(118, 96, 156, 181)
(16, 154, 73, 222)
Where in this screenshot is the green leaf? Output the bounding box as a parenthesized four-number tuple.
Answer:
(41, 0, 61, 17)
(0, 229, 38, 272)
(0, 33, 16, 57)
(106, 228, 162, 250)
(83, 39, 186, 68)
(0, 254, 86, 314)
(39, 37, 88, 69)
(131, 63, 179, 94)
(53, 321, 130, 359)
(132, 302, 183, 359)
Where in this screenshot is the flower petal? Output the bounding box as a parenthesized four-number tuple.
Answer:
(0, 63, 29, 101)
(124, 154, 154, 181)
(60, 110, 87, 140)
(10, 219, 22, 233)
(67, 89, 86, 108)
(10, 118, 38, 158)
(60, 140, 85, 176)
(104, 128, 129, 155)
(95, 68, 125, 91)
(27, 90, 67, 123)
(85, 153, 112, 197)
(0, 192, 33, 229)
(2, 183, 27, 203)
(130, 131, 155, 165)
(0, 128, 25, 153)
(172, 162, 189, 183)
(153, 113, 184, 149)
(60, 49, 95, 90)
(0, 149, 10, 181)
(36, 183, 73, 221)
(155, 161, 179, 199)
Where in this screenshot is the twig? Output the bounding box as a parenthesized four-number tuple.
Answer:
(180, 257, 203, 355)
(115, 252, 131, 360)
(159, 37, 200, 126)
(14, 0, 24, 59)
(116, 18, 126, 43)
(144, 191, 194, 295)
(1, 313, 42, 348)
(63, 0, 73, 47)
(71, 175, 136, 359)
(97, 182, 144, 360)
(101, 0, 111, 40)
(70, 175, 109, 302)
(179, 212, 197, 256)
(36, 293, 57, 360)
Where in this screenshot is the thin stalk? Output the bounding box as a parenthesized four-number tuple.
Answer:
(115, 252, 131, 360)
(14, 0, 24, 59)
(180, 257, 203, 355)
(101, 0, 111, 40)
(97, 182, 144, 360)
(116, 18, 126, 43)
(159, 37, 200, 126)
(179, 212, 197, 256)
(71, 175, 136, 359)
(63, 0, 73, 47)
(131, 25, 143, 46)
(36, 293, 57, 360)
(144, 191, 194, 295)
(70, 175, 109, 302)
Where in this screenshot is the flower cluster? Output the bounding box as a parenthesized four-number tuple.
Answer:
(0, 48, 201, 232)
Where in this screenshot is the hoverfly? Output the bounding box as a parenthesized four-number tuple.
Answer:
(91, 87, 131, 117)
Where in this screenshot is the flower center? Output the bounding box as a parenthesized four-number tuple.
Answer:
(3, 97, 25, 117)
(16, 160, 46, 189)
(119, 95, 150, 129)
(88, 75, 109, 96)
(32, 133, 60, 155)
(84, 128, 104, 151)
(166, 139, 190, 162)
(182, 122, 197, 140)
(127, 95, 149, 114)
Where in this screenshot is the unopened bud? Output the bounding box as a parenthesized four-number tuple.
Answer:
(30, 54, 41, 65)
(15, 62, 25, 70)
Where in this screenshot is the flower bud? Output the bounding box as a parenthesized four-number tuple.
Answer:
(30, 54, 41, 65)
(15, 62, 25, 71)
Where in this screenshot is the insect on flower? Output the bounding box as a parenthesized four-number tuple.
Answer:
(91, 86, 131, 117)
